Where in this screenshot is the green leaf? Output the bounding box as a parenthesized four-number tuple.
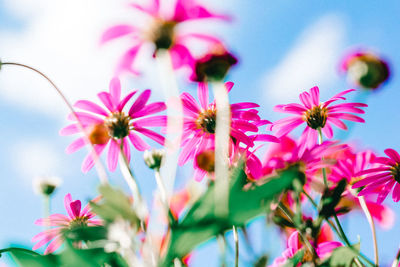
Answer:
(282, 249, 304, 267)
(90, 184, 139, 225)
(162, 164, 304, 266)
(328, 244, 360, 267)
(319, 179, 347, 219)
(64, 226, 107, 242)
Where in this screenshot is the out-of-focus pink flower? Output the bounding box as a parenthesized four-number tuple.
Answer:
(247, 136, 345, 182)
(32, 194, 101, 254)
(179, 82, 277, 180)
(269, 225, 341, 267)
(101, 0, 230, 75)
(60, 78, 166, 173)
(353, 148, 400, 203)
(341, 49, 390, 90)
(270, 86, 367, 154)
(329, 149, 395, 229)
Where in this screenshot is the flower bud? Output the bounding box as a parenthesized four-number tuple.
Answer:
(195, 150, 215, 173)
(191, 46, 238, 82)
(33, 176, 62, 196)
(144, 149, 165, 170)
(341, 50, 390, 90)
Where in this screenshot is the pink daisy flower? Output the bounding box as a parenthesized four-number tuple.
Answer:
(61, 78, 166, 172)
(101, 0, 229, 75)
(180, 82, 276, 180)
(32, 194, 102, 254)
(269, 226, 341, 267)
(270, 86, 367, 154)
(329, 149, 394, 229)
(353, 148, 400, 203)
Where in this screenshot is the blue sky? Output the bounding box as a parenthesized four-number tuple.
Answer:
(1, 0, 400, 266)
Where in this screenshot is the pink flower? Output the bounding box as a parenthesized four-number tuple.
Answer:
(32, 194, 102, 254)
(179, 82, 277, 180)
(328, 149, 395, 229)
(101, 0, 229, 75)
(270, 86, 367, 154)
(353, 148, 400, 203)
(247, 136, 345, 182)
(269, 226, 341, 266)
(61, 78, 166, 172)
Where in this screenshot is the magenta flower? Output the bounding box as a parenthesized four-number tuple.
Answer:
(270, 86, 367, 154)
(101, 0, 229, 75)
(61, 78, 166, 172)
(269, 229, 341, 267)
(32, 194, 102, 254)
(329, 149, 395, 228)
(353, 148, 400, 203)
(179, 82, 276, 180)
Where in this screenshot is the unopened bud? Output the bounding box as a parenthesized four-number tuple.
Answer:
(33, 176, 62, 196)
(342, 51, 390, 90)
(87, 123, 110, 145)
(191, 46, 238, 82)
(144, 149, 165, 170)
(195, 150, 215, 173)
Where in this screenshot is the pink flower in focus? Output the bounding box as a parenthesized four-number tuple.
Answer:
(101, 0, 229, 75)
(353, 148, 400, 203)
(61, 78, 166, 172)
(180, 82, 277, 180)
(32, 194, 101, 254)
(269, 226, 341, 267)
(270, 86, 367, 154)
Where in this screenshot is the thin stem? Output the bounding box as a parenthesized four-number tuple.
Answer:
(155, 50, 183, 206)
(217, 235, 227, 267)
(0, 62, 109, 184)
(154, 169, 168, 208)
(43, 195, 50, 230)
(358, 196, 379, 266)
(212, 81, 231, 218)
(317, 128, 328, 186)
(391, 246, 400, 267)
(233, 226, 239, 267)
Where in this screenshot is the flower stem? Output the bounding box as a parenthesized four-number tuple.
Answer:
(358, 196, 379, 266)
(391, 246, 400, 267)
(212, 81, 231, 218)
(0, 62, 109, 184)
(155, 50, 183, 206)
(43, 195, 50, 230)
(217, 235, 227, 267)
(233, 226, 239, 267)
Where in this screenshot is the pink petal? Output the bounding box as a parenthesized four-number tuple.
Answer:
(322, 123, 333, 139)
(181, 92, 201, 114)
(135, 128, 165, 145)
(81, 144, 107, 173)
(327, 117, 348, 130)
(129, 132, 150, 151)
(179, 133, 202, 165)
(66, 138, 86, 154)
(60, 124, 80, 136)
(74, 100, 109, 116)
(64, 194, 74, 219)
(329, 113, 365, 123)
(377, 180, 396, 203)
(299, 91, 312, 109)
(198, 82, 209, 110)
(131, 102, 166, 118)
(123, 137, 131, 163)
(44, 235, 64, 254)
(287, 231, 300, 250)
(310, 86, 320, 106)
(32, 228, 62, 244)
(384, 148, 400, 163)
(116, 44, 142, 75)
(274, 103, 306, 114)
(352, 173, 391, 188)
(129, 90, 151, 116)
(134, 116, 167, 127)
(101, 25, 137, 44)
(109, 77, 121, 104)
(35, 214, 70, 227)
(107, 140, 120, 172)
(365, 201, 395, 229)
(169, 43, 194, 69)
(317, 242, 342, 258)
(231, 102, 259, 110)
(68, 112, 104, 124)
(173, 0, 230, 22)
(225, 81, 234, 92)
(117, 90, 138, 112)
(70, 200, 82, 218)
(97, 92, 115, 112)
(392, 183, 400, 202)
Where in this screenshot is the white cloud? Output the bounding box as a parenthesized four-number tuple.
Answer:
(262, 14, 346, 103)
(11, 140, 63, 183)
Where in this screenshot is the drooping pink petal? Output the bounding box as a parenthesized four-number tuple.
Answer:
(352, 173, 391, 188)
(384, 149, 400, 163)
(231, 102, 259, 110)
(170, 43, 195, 69)
(322, 123, 334, 139)
(225, 81, 234, 92)
(60, 124, 80, 136)
(317, 242, 342, 257)
(65, 138, 86, 154)
(116, 44, 143, 75)
(378, 180, 396, 203)
(128, 132, 150, 151)
(43, 235, 64, 254)
(135, 127, 165, 145)
(101, 25, 137, 44)
(181, 92, 201, 114)
(35, 214, 70, 227)
(32, 229, 63, 251)
(107, 140, 120, 172)
(392, 183, 400, 202)
(68, 112, 104, 124)
(81, 144, 107, 173)
(97, 92, 115, 112)
(329, 113, 365, 123)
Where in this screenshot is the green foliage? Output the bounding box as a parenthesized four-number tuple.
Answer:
(7, 244, 128, 267)
(90, 184, 139, 225)
(324, 244, 360, 267)
(162, 164, 304, 266)
(318, 179, 347, 219)
(253, 254, 268, 267)
(282, 249, 304, 267)
(64, 226, 107, 243)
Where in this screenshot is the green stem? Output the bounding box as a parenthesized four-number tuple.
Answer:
(0, 247, 40, 256)
(217, 235, 227, 267)
(233, 226, 239, 267)
(359, 196, 379, 266)
(43, 195, 50, 230)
